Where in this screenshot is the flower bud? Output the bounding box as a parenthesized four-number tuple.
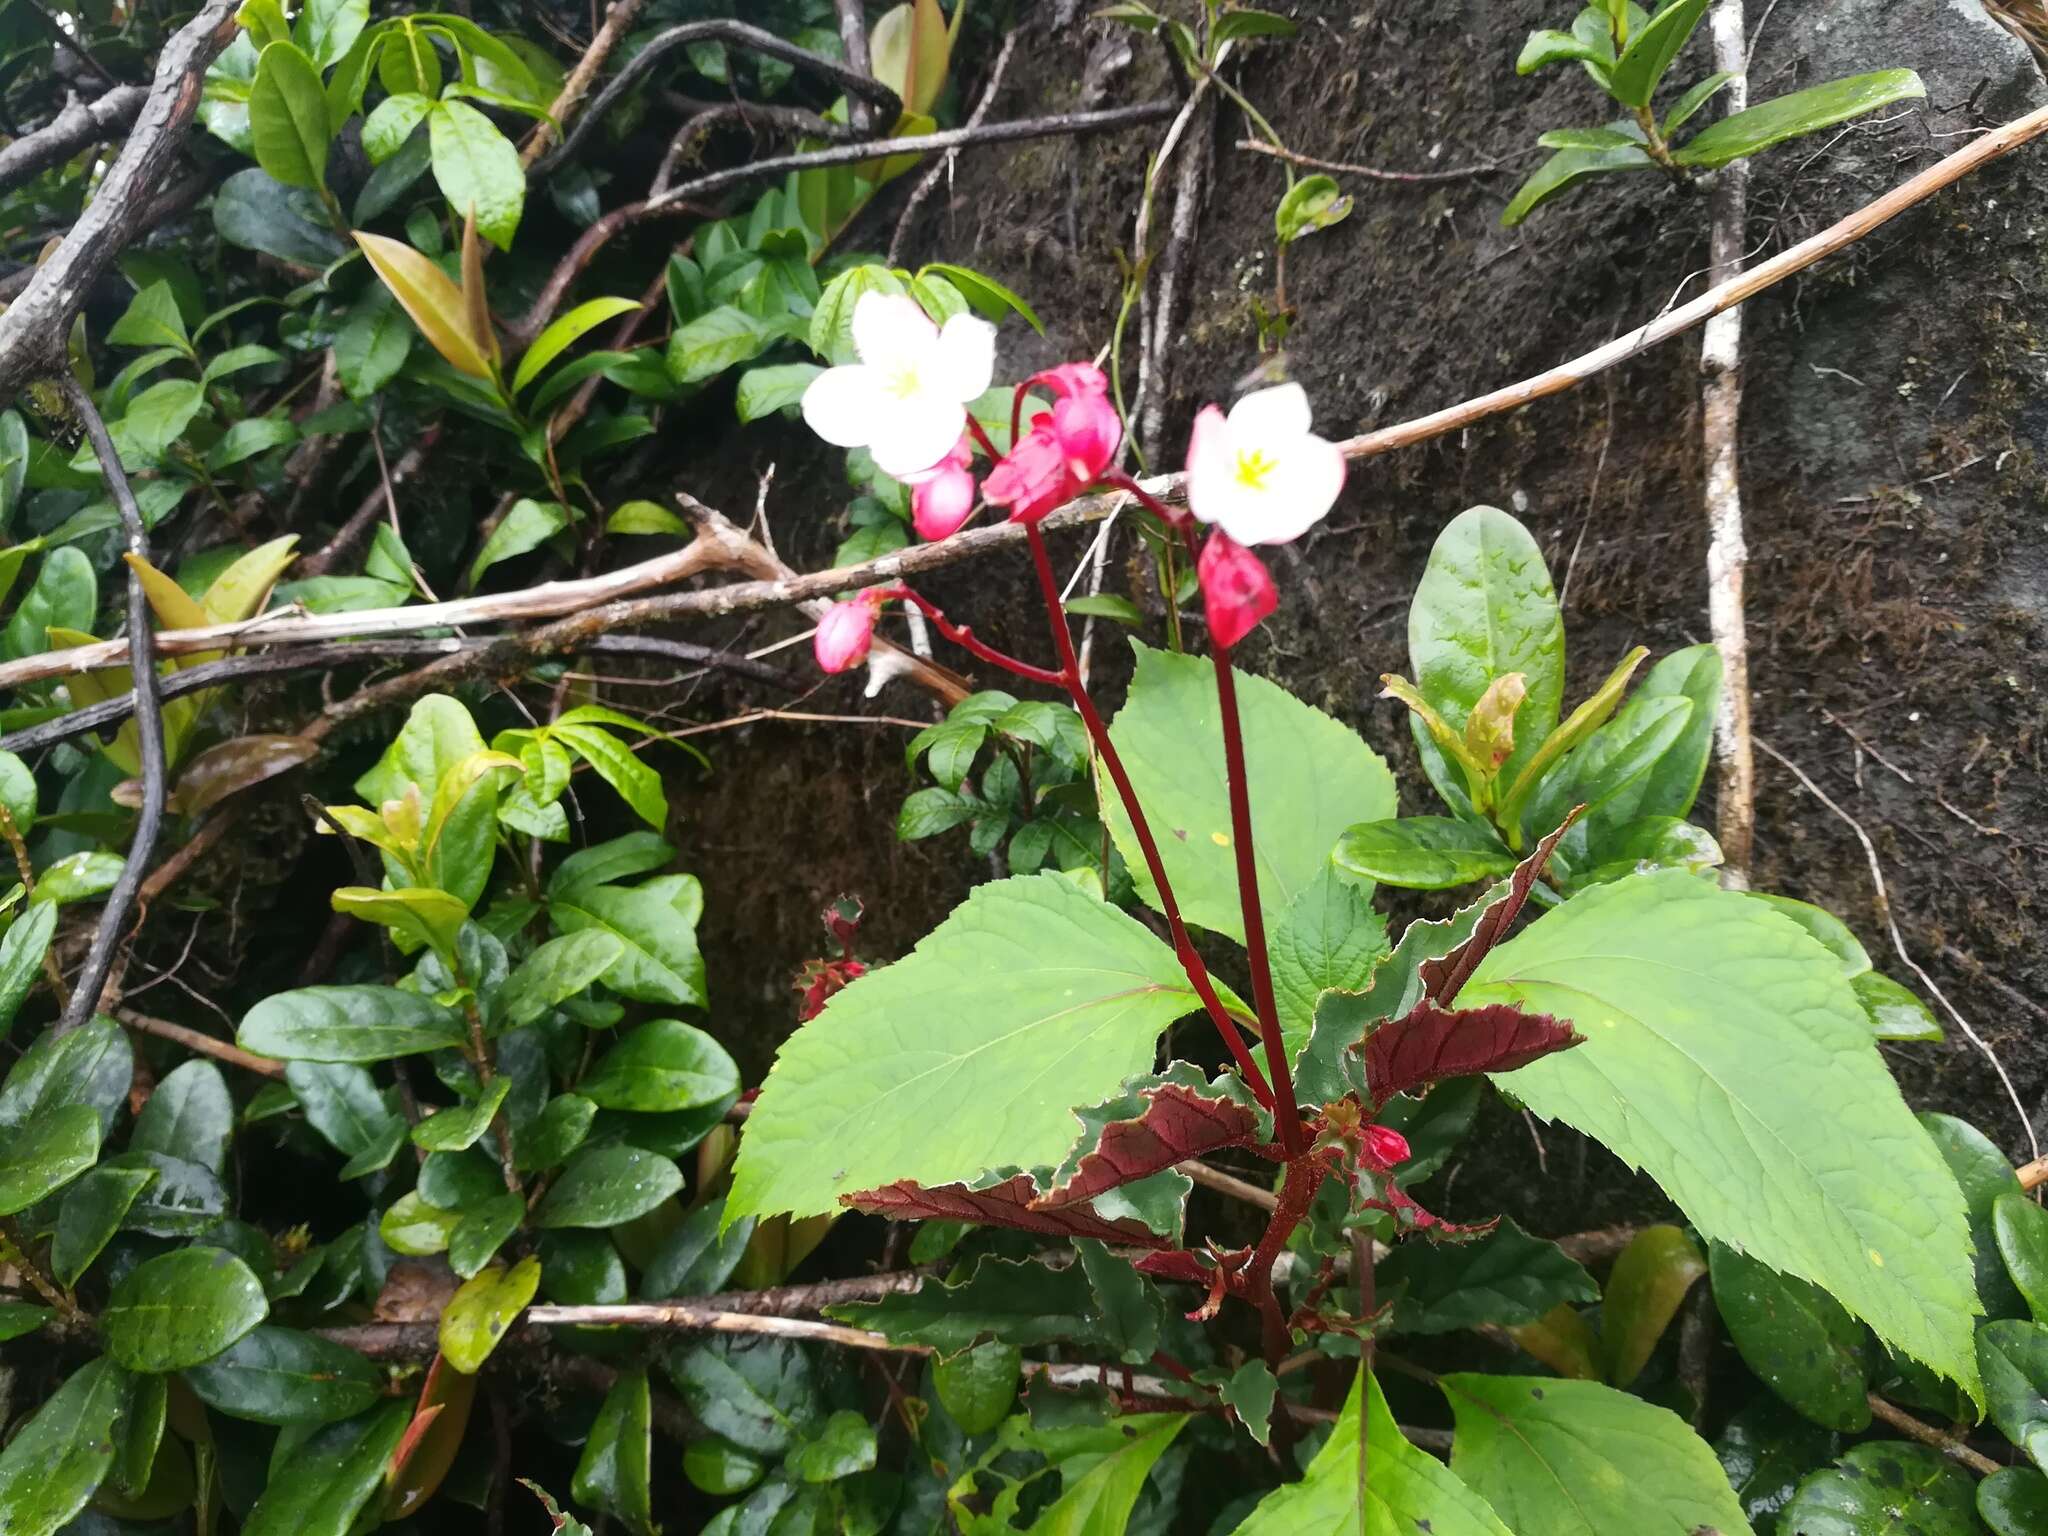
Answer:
(910, 439, 979, 541)
(1052, 391, 1122, 484)
(983, 421, 1071, 523)
(815, 591, 884, 674)
(1364, 1124, 1411, 1168)
(1197, 530, 1277, 649)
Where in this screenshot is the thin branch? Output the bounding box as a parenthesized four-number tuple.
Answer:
(55, 374, 166, 1035)
(296, 428, 442, 579)
(1756, 738, 2039, 1161)
(0, 0, 239, 396)
(1233, 136, 1500, 184)
(888, 28, 1020, 264)
(1702, 0, 1755, 884)
(519, 0, 652, 170)
(1179, 1159, 1278, 1212)
(834, 0, 876, 136)
(1865, 1394, 2002, 1476)
(0, 85, 145, 195)
(115, 1008, 285, 1079)
(533, 18, 902, 176)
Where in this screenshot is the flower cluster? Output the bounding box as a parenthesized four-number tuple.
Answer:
(803, 292, 1345, 673)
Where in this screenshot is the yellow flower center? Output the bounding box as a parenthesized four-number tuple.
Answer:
(1233, 448, 1276, 491)
(881, 361, 925, 400)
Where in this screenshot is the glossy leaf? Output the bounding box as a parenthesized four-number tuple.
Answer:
(1274, 173, 1352, 243)
(411, 1076, 511, 1152)
(0, 901, 55, 1037)
(241, 1402, 411, 1536)
(515, 296, 643, 392)
(1981, 1467, 2048, 1536)
(1675, 71, 1927, 169)
(440, 1256, 540, 1373)
(1235, 1372, 1512, 1536)
(1444, 1373, 1750, 1536)
(240, 984, 467, 1062)
(0, 1359, 130, 1536)
(1502, 143, 1658, 225)
(102, 1246, 269, 1371)
(580, 1019, 740, 1112)
(1334, 815, 1518, 890)
(428, 99, 524, 249)
(250, 41, 330, 190)
(469, 497, 567, 587)
(0, 1301, 50, 1340)
(1711, 1241, 1870, 1430)
(934, 1343, 1021, 1436)
(51, 1163, 156, 1285)
(183, 1326, 383, 1424)
(1265, 866, 1391, 1054)
(1996, 1191, 2048, 1324)
(1779, 1442, 1978, 1536)
(1920, 1109, 2028, 1320)
(829, 1255, 1111, 1358)
(729, 874, 1205, 1224)
(1715, 1393, 1841, 1535)
(573, 1368, 654, 1535)
(1600, 1224, 1707, 1388)
(550, 874, 706, 1007)
(1105, 641, 1397, 941)
(0, 1103, 99, 1215)
(1609, 0, 1708, 106)
(493, 930, 623, 1028)
(1981, 1319, 2048, 1472)
(1025, 1414, 1185, 1532)
(0, 1015, 130, 1135)
(3, 547, 97, 659)
(131, 1059, 233, 1176)
(1381, 1218, 1598, 1334)
(1464, 871, 1982, 1403)
(534, 1144, 683, 1228)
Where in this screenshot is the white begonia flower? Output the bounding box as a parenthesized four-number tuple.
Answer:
(1184, 382, 1347, 546)
(801, 292, 996, 478)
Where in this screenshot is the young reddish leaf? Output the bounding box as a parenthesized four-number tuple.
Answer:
(845, 1172, 1168, 1247)
(1361, 1003, 1581, 1108)
(382, 1354, 476, 1520)
(1034, 1068, 1267, 1210)
(1419, 809, 1579, 1005)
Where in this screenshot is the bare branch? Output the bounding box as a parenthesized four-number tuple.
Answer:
(518, 0, 652, 170)
(1234, 136, 1500, 184)
(0, 0, 239, 397)
(835, 0, 876, 136)
(0, 85, 145, 196)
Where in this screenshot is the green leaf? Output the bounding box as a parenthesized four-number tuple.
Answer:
(469, 497, 567, 586)
(606, 500, 689, 536)
(379, 1189, 461, 1255)
(1538, 126, 1644, 149)
(550, 874, 706, 1007)
(332, 886, 467, 959)
(1105, 642, 1397, 942)
(334, 288, 412, 399)
(0, 1104, 99, 1216)
(535, 1144, 683, 1229)
(730, 874, 1205, 1224)
(0, 1302, 50, 1341)
(553, 719, 666, 830)
(412, 1076, 511, 1152)
(1265, 865, 1390, 1057)
(240, 1402, 411, 1536)
(1852, 971, 1943, 1043)
(580, 1019, 740, 1113)
(51, 1164, 156, 1285)
(919, 262, 1043, 333)
(514, 296, 642, 392)
(101, 1246, 270, 1371)
(1518, 28, 1605, 73)
(1444, 1373, 1752, 1536)
(428, 99, 525, 249)
(1996, 1191, 2048, 1325)
(933, 1343, 1021, 1436)
(0, 1359, 129, 1536)
(808, 264, 905, 363)
(1711, 1241, 1871, 1431)
(641, 1194, 753, 1299)
(494, 930, 623, 1028)
(1234, 1372, 1513, 1536)
(294, 0, 368, 68)
(1715, 1394, 1841, 1533)
(183, 1326, 383, 1424)
(1920, 1110, 2028, 1320)
(667, 305, 768, 384)
(449, 1189, 524, 1277)
(1498, 646, 1652, 840)
(666, 1336, 817, 1455)
(0, 901, 56, 1036)
(573, 1368, 654, 1535)
(1600, 1224, 1707, 1387)
(1334, 815, 1518, 890)
(548, 832, 673, 896)
(0, 1015, 130, 1135)
(4, 547, 96, 659)
(1379, 1217, 1597, 1335)
(1585, 644, 1721, 835)
(1779, 1442, 1979, 1535)
(735, 362, 825, 422)
(1982, 1468, 2048, 1536)
(28, 849, 125, 905)
(514, 1096, 596, 1177)
(1675, 70, 1927, 169)
(1409, 506, 1565, 793)
(1274, 173, 1353, 243)
(240, 985, 467, 1062)
(439, 1255, 540, 1373)
(215, 167, 348, 264)
(1982, 1319, 2048, 1473)
(0, 410, 26, 534)
(250, 42, 331, 190)
(362, 90, 432, 163)
(353, 232, 493, 381)
(1026, 1414, 1186, 1533)
(828, 1254, 1109, 1358)
(1609, 0, 1708, 107)
(1462, 871, 1982, 1403)
(206, 415, 297, 471)
(1077, 1238, 1165, 1364)
(109, 282, 192, 354)
(787, 1409, 877, 1484)
(1502, 143, 1657, 226)
(1664, 69, 1736, 133)
(285, 1061, 402, 1159)
(131, 1059, 233, 1176)
(103, 1150, 225, 1236)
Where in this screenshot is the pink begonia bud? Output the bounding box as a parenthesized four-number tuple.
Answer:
(1364, 1124, 1412, 1168)
(983, 420, 1071, 523)
(1052, 391, 1121, 484)
(1031, 361, 1111, 401)
(815, 591, 884, 674)
(909, 438, 978, 541)
(1197, 529, 1277, 649)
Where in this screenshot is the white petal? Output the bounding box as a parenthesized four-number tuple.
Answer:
(802, 365, 882, 448)
(869, 395, 966, 478)
(1227, 381, 1313, 442)
(852, 292, 937, 369)
(933, 313, 996, 401)
(1192, 467, 1277, 545)
(1243, 436, 1348, 544)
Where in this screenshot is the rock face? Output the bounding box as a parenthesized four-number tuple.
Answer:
(683, 0, 2048, 1208)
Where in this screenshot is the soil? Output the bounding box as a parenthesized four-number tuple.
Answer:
(653, 0, 2048, 1237)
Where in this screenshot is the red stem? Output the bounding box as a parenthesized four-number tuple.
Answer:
(1209, 642, 1304, 1156)
(963, 413, 1002, 462)
(884, 586, 1064, 685)
(1101, 470, 1184, 525)
(1023, 522, 1275, 1106)
(1246, 1157, 1329, 1365)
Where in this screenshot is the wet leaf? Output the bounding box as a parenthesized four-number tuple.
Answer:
(1996, 1191, 2048, 1324)
(183, 1326, 383, 1424)
(534, 1144, 683, 1228)
(0, 1358, 130, 1536)
(242, 1402, 410, 1535)
(572, 1368, 653, 1535)
(0, 1103, 99, 1216)
(101, 1246, 270, 1371)
(439, 1255, 539, 1373)
(1600, 1225, 1707, 1388)
(1380, 1218, 1598, 1335)
(1779, 1441, 1979, 1536)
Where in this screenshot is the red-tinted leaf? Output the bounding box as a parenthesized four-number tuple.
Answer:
(382, 1353, 476, 1520)
(1419, 808, 1580, 1004)
(844, 1173, 1168, 1247)
(1361, 1002, 1581, 1107)
(1034, 1078, 1264, 1210)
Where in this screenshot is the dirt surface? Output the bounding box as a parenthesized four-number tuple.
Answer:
(633, 0, 2048, 1236)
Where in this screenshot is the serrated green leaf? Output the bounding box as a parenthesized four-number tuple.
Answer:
(1266, 865, 1390, 1059)
(1463, 871, 1982, 1403)
(1105, 642, 1396, 943)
